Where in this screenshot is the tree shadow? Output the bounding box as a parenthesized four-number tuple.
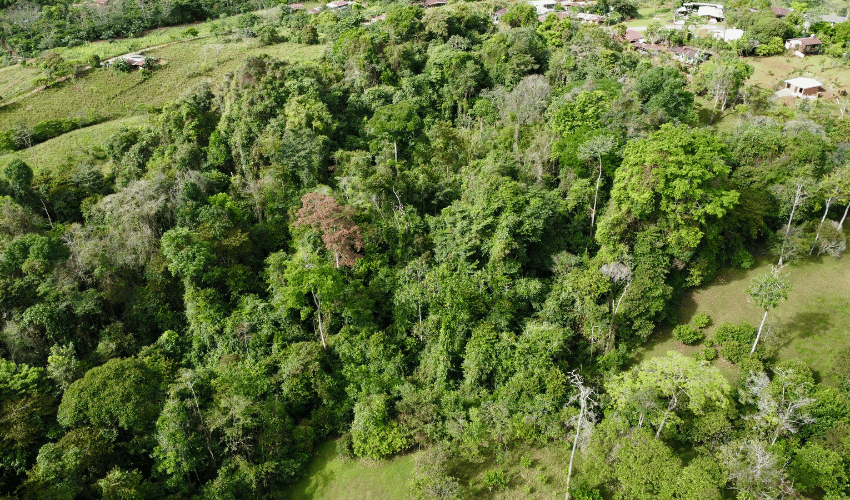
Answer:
(286, 440, 339, 499)
(782, 311, 833, 342)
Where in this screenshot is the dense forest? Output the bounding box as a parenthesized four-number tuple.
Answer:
(0, 0, 850, 498)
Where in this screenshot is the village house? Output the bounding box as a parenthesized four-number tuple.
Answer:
(104, 53, 147, 69)
(772, 7, 789, 17)
(289, 3, 304, 10)
(493, 7, 507, 22)
(539, 11, 571, 22)
(625, 29, 645, 43)
(575, 12, 605, 24)
(785, 36, 822, 54)
(528, 0, 559, 15)
(425, 0, 448, 7)
(821, 14, 848, 26)
(671, 46, 711, 64)
(783, 77, 823, 97)
(697, 5, 724, 21)
(309, 7, 321, 14)
(325, 0, 350, 10)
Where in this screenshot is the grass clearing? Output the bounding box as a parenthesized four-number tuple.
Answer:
(636, 253, 850, 385)
(288, 439, 572, 500)
(288, 440, 418, 500)
(748, 54, 850, 97)
(0, 115, 147, 176)
(0, 37, 325, 129)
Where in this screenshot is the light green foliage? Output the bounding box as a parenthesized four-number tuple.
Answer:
(501, 4, 538, 28)
(673, 324, 703, 344)
(97, 467, 146, 500)
(746, 265, 790, 312)
(608, 352, 729, 437)
(691, 312, 711, 329)
(351, 394, 411, 459)
(46, 344, 80, 393)
(482, 468, 508, 491)
(0, 358, 47, 398)
(597, 123, 739, 257)
(714, 322, 758, 363)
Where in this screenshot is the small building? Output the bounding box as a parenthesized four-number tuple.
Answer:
(326, 0, 350, 10)
(575, 12, 605, 23)
(289, 3, 304, 10)
(539, 11, 571, 21)
(821, 14, 848, 26)
(671, 46, 710, 65)
(772, 7, 789, 17)
(712, 28, 744, 41)
(104, 53, 147, 69)
(425, 0, 448, 7)
(785, 36, 822, 54)
(493, 7, 507, 21)
(528, 0, 558, 15)
(625, 29, 645, 43)
(697, 5, 724, 20)
(783, 77, 823, 97)
(309, 6, 321, 13)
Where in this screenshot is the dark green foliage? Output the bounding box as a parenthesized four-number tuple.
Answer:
(1, 6, 846, 498)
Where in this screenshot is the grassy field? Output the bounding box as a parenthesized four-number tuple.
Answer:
(288, 439, 573, 500)
(748, 54, 850, 97)
(0, 37, 325, 129)
(636, 254, 850, 384)
(288, 441, 418, 500)
(0, 115, 147, 176)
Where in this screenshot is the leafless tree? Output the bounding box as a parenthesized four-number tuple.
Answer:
(740, 370, 815, 445)
(578, 135, 616, 229)
(565, 371, 597, 500)
(502, 75, 551, 157)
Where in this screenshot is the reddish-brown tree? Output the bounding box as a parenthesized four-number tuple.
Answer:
(295, 192, 363, 267)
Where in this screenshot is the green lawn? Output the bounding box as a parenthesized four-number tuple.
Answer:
(287, 439, 573, 500)
(636, 254, 850, 384)
(0, 37, 325, 130)
(287, 441, 418, 500)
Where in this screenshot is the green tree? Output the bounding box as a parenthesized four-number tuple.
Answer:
(597, 123, 739, 257)
(608, 352, 730, 439)
(745, 265, 790, 354)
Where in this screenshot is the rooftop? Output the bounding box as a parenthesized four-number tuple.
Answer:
(784, 77, 823, 89)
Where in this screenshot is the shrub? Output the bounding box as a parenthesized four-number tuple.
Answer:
(692, 313, 711, 329)
(674, 324, 704, 345)
(713, 322, 757, 363)
(483, 469, 508, 491)
(701, 347, 717, 361)
(301, 24, 318, 45)
(520, 455, 532, 467)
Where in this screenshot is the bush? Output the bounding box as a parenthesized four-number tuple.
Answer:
(701, 347, 717, 361)
(301, 24, 318, 45)
(88, 54, 101, 68)
(692, 313, 711, 329)
(482, 469, 508, 491)
(713, 322, 757, 363)
(674, 324, 704, 345)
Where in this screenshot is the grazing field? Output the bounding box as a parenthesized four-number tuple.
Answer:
(748, 54, 850, 97)
(0, 115, 147, 176)
(288, 440, 573, 500)
(288, 441, 417, 500)
(637, 253, 850, 384)
(0, 38, 325, 129)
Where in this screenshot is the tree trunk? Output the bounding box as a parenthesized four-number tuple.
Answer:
(565, 408, 584, 500)
(607, 282, 630, 352)
(655, 410, 669, 440)
(393, 141, 397, 163)
(778, 184, 802, 267)
(591, 154, 603, 228)
(750, 310, 768, 354)
(809, 197, 833, 255)
(311, 289, 327, 349)
(840, 201, 850, 229)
